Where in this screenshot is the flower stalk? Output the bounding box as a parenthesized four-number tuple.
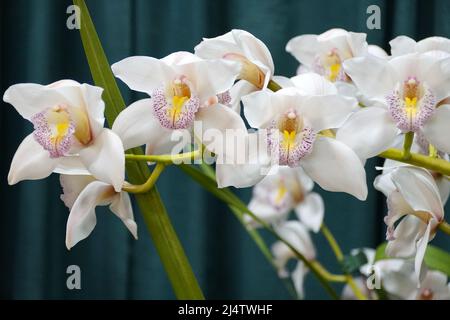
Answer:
(439, 221, 450, 236)
(402, 131, 414, 160)
(125, 149, 202, 164)
(267, 79, 282, 92)
(122, 163, 165, 194)
(379, 148, 450, 176)
(321, 224, 368, 300)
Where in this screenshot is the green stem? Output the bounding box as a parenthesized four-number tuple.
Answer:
(267, 79, 282, 92)
(379, 148, 450, 176)
(439, 221, 450, 236)
(402, 132, 414, 160)
(321, 224, 367, 300)
(122, 163, 165, 194)
(310, 261, 347, 282)
(125, 150, 201, 164)
(74, 0, 204, 299)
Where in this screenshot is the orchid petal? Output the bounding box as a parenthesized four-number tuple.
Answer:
(292, 262, 308, 299)
(286, 34, 319, 67)
(301, 136, 367, 200)
(291, 73, 338, 95)
(343, 56, 396, 100)
(415, 222, 431, 282)
(299, 94, 357, 132)
(195, 103, 247, 157)
(391, 167, 444, 220)
(80, 83, 105, 138)
(110, 191, 138, 240)
(60, 175, 96, 209)
(65, 181, 113, 250)
(295, 192, 324, 233)
(3, 83, 70, 120)
(111, 56, 176, 95)
(112, 98, 171, 151)
(386, 215, 426, 258)
(8, 133, 58, 185)
(79, 129, 125, 192)
(421, 105, 450, 154)
(336, 107, 399, 159)
(390, 36, 416, 56)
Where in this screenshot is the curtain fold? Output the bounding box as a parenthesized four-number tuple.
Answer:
(0, 0, 449, 299)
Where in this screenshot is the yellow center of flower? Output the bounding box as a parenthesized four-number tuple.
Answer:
(167, 79, 191, 123)
(279, 110, 302, 153)
(274, 181, 288, 206)
(323, 51, 342, 82)
(328, 63, 341, 82)
(403, 78, 420, 120)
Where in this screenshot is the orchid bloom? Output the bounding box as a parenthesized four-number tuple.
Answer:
(337, 52, 450, 159)
(390, 36, 450, 59)
(219, 73, 367, 200)
(374, 166, 445, 280)
(111, 51, 247, 158)
(60, 175, 137, 250)
(286, 28, 387, 83)
(376, 150, 450, 205)
(272, 220, 316, 299)
(373, 259, 450, 300)
(195, 29, 274, 113)
(4, 80, 125, 191)
(247, 167, 324, 232)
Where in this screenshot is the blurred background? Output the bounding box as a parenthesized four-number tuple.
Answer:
(1, 0, 450, 299)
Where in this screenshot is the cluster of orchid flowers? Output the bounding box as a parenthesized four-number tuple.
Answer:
(4, 27, 450, 300)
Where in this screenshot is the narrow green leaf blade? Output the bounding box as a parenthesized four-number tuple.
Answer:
(74, 0, 204, 299)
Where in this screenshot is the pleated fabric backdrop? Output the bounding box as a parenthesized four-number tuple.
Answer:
(0, 0, 449, 299)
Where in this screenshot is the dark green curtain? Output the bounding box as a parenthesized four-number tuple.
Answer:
(1, 0, 449, 299)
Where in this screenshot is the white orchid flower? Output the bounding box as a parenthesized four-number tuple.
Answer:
(4, 80, 125, 191)
(376, 153, 450, 206)
(111, 51, 247, 158)
(272, 220, 316, 299)
(219, 73, 367, 200)
(390, 36, 450, 60)
(247, 166, 324, 232)
(373, 259, 450, 300)
(194, 29, 274, 113)
(60, 175, 137, 250)
(337, 52, 450, 159)
(286, 28, 387, 83)
(374, 166, 444, 281)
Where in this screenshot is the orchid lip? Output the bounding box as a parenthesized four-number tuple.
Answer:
(387, 76, 436, 133)
(267, 109, 316, 167)
(152, 78, 200, 130)
(313, 48, 348, 82)
(31, 105, 76, 158)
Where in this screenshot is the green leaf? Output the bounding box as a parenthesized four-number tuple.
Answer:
(74, 0, 203, 300)
(375, 242, 450, 276)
